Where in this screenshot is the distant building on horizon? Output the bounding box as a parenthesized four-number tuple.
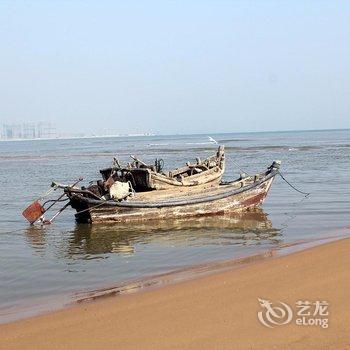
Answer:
(1, 122, 57, 140)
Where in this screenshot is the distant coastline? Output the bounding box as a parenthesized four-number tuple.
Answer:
(0, 133, 155, 142)
(0, 127, 349, 142)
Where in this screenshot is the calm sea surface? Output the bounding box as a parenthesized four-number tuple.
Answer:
(0, 130, 349, 321)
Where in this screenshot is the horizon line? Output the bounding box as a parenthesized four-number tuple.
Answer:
(0, 127, 349, 142)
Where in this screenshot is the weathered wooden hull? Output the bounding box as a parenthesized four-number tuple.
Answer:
(68, 167, 278, 224)
(149, 164, 224, 190)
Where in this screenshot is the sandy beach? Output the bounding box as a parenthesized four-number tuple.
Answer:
(1, 237, 349, 350)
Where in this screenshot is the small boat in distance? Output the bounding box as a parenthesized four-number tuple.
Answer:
(99, 146, 225, 191)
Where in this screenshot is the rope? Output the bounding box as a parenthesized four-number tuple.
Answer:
(225, 155, 251, 175)
(278, 171, 310, 197)
(74, 201, 107, 215)
(225, 154, 310, 197)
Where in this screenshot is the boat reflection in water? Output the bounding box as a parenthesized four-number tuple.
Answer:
(21, 209, 281, 308)
(64, 208, 281, 257)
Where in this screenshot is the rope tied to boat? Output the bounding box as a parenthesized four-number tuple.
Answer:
(225, 154, 251, 176)
(74, 201, 108, 216)
(277, 171, 310, 197)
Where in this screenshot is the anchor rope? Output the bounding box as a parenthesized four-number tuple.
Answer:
(277, 171, 310, 197)
(225, 154, 310, 197)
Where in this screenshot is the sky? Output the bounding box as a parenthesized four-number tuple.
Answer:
(0, 1, 349, 135)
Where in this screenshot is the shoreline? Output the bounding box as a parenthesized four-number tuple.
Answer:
(72, 232, 347, 302)
(0, 232, 347, 325)
(1, 234, 350, 349)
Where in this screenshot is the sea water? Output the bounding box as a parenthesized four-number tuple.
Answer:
(0, 130, 349, 321)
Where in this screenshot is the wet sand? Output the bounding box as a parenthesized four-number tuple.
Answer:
(1, 237, 350, 350)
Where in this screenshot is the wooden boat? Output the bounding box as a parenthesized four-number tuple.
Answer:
(99, 146, 225, 191)
(64, 161, 281, 224)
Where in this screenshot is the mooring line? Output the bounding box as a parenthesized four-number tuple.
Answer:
(278, 171, 310, 197)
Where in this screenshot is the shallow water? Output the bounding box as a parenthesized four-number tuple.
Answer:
(0, 130, 349, 321)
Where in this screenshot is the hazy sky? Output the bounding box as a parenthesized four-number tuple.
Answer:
(0, 1, 349, 135)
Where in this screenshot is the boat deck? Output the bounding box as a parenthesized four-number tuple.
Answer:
(132, 176, 255, 202)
